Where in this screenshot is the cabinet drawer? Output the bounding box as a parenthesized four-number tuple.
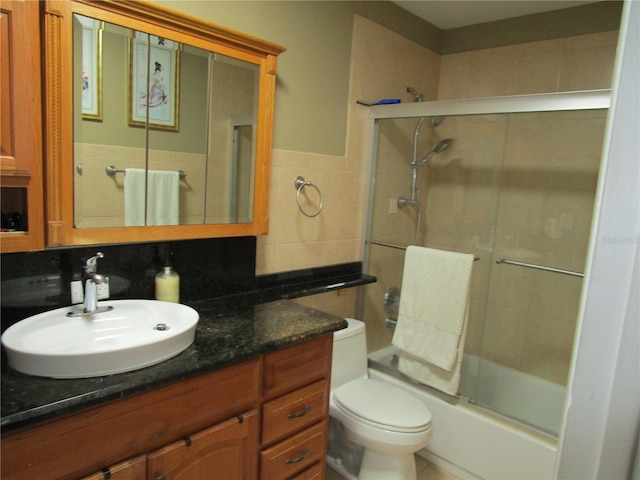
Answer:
(260, 421, 327, 480)
(263, 335, 332, 400)
(262, 380, 328, 446)
(290, 462, 323, 480)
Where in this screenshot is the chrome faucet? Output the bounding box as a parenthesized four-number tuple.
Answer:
(66, 252, 113, 318)
(83, 252, 107, 313)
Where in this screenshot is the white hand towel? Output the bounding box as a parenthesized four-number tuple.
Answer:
(146, 170, 179, 226)
(124, 168, 147, 226)
(392, 246, 474, 395)
(124, 168, 179, 226)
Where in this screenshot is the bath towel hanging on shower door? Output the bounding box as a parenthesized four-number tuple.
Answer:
(392, 245, 474, 395)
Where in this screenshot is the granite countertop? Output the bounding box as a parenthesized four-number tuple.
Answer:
(1, 298, 347, 431)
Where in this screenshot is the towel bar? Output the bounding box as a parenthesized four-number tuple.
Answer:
(105, 165, 186, 180)
(496, 258, 584, 277)
(369, 240, 480, 261)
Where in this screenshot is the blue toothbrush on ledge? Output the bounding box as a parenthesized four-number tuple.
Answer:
(356, 98, 401, 106)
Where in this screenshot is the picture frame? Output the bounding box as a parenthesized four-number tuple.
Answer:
(128, 33, 181, 131)
(79, 16, 103, 120)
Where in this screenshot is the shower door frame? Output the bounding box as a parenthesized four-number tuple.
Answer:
(361, 89, 612, 434)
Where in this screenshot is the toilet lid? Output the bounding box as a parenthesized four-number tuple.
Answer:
(334, 378, 432, 433)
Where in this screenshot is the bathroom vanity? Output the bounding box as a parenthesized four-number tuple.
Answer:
(1, 299, 346, 480)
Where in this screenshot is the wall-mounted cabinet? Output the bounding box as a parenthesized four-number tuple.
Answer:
(0, 0, 45, 253)
(42, 0, 285, 247)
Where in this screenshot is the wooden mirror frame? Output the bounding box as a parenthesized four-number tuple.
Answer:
(43, 0, 285, 246)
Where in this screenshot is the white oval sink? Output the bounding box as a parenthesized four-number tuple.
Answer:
(1, 300, 199, 378)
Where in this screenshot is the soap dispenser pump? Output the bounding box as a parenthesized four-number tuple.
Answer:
(155, 259, 180, 303)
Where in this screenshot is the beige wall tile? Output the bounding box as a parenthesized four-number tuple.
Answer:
(559, 45, 617, 91)
(510, 52, 562, 95)
(293, 288, 360, 320)
(439, 30, 618, 98)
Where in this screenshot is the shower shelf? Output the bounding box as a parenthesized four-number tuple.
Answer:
(496, 258, 584, 278)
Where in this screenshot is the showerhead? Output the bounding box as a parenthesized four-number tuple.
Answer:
(406, 86, 424, 102)
(430, 116, 445, 128)
(433, 138, 453, 153)
(414, 138, 454, 166)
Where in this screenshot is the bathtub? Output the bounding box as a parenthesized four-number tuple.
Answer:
(368, 346, 560, 480)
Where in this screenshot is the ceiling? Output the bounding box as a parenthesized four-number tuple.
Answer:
(393, 1, 600, 30)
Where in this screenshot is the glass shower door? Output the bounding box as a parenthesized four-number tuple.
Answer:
(365, 112, 507, 402)
(364, 105, 607, 435)
(471, 109, 606, 433)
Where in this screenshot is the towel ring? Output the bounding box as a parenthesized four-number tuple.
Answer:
(294, 176, 323, 217)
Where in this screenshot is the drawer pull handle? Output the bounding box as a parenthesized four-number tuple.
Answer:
(287, 405, 311, 419)
(285, 448, 309, 464)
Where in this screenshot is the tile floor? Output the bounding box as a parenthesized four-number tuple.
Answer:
(325, 454, 461, 480)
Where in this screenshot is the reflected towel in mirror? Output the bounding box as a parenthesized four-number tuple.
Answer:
(125, 168, 179, 226)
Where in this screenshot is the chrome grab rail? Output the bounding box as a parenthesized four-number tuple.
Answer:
(496, 258, 584, 278)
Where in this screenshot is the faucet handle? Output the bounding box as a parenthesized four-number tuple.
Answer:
(84, 252, 104, 274)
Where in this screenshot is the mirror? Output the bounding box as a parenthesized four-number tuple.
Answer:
(43, 0, 284, 246)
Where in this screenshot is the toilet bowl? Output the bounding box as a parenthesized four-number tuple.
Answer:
(328, 318, 433, 480)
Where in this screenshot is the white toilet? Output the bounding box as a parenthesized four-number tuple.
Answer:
(327, 318, 433, 480)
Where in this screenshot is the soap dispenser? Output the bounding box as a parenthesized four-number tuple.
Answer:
(155, 259, 180, 303)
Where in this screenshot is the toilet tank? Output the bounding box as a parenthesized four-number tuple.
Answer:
(331, 318, 368, 390)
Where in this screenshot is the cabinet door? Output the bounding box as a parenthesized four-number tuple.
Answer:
(148, 410, 258, 480)
(82, 456, 146, 480)
(0, 0, 44, 252)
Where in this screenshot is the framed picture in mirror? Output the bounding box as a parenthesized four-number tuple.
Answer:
(79, 16, 102, 120)
(129, 33, 180, 131)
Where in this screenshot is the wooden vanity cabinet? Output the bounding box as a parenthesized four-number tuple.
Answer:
(1, 334, 334, 480)
(2, 359, 262, 480)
